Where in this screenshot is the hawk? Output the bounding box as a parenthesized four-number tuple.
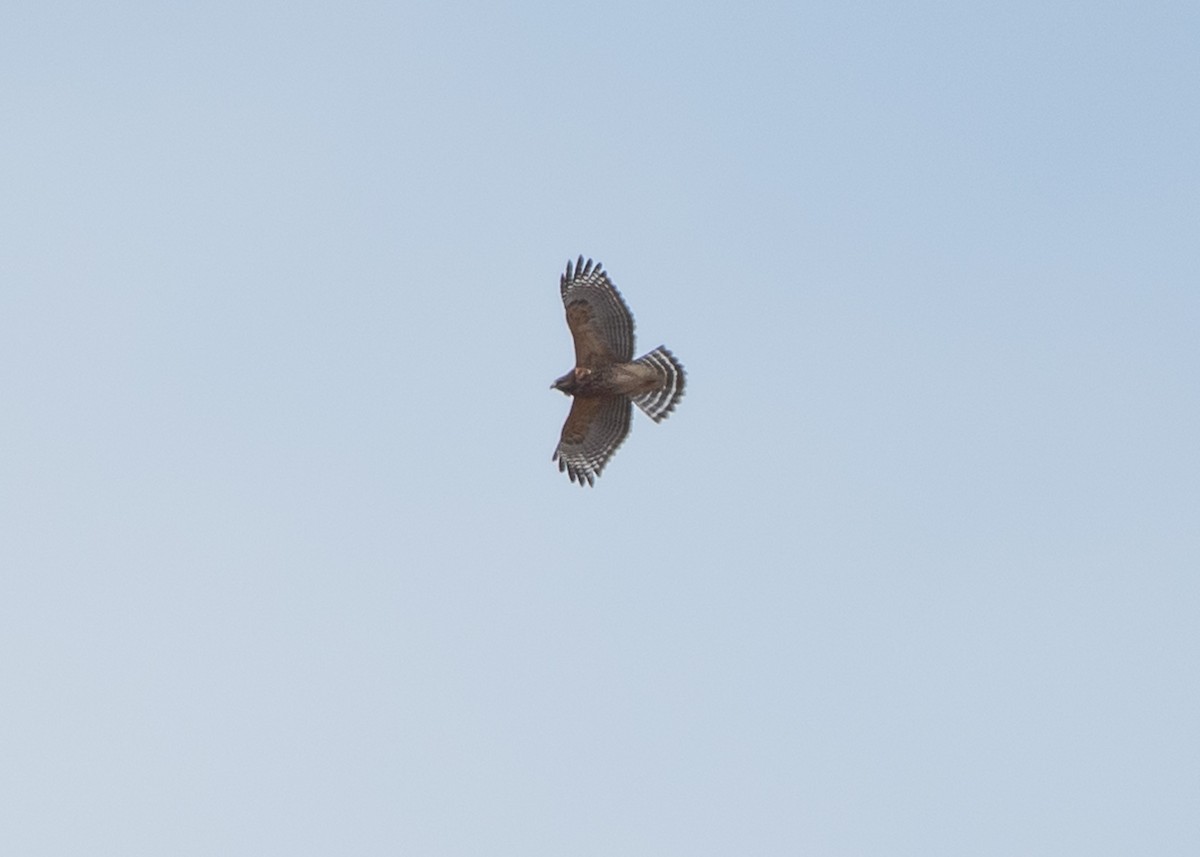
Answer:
(551, 256, 686, 486)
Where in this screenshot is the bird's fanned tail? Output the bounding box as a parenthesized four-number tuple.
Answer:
(630, 346, 686, 422)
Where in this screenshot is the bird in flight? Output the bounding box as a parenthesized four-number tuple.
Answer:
(551, 256, 685, 486)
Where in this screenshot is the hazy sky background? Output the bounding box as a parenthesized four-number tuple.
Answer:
(2, 2, 1197, 854)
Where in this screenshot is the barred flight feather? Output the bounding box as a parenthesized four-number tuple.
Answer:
(560, 256, 636, 362)
(552, 396, 632, 487)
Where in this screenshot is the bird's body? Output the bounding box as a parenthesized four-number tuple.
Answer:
(552, 362, 661, 398)
(551, 256, 685, 486)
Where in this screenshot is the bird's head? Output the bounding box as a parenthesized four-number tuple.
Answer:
(551, 371, 573, 394)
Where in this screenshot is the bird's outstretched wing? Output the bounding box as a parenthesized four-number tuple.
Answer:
(560, 256, 635, 365)
(552, 394, 632, 486)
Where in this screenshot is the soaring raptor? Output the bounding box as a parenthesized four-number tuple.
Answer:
(551, 256, 685, 486)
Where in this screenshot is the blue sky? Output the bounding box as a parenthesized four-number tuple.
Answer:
(2, 1, 1197, 854)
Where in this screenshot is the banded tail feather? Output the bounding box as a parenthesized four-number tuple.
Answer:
(631, 346, 686, 422)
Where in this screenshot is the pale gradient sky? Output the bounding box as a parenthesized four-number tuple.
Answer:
(2, 2, 1198, 855)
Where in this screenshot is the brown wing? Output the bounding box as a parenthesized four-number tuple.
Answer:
(552, 395, 633, 486)
(560, 256, 636, 365)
